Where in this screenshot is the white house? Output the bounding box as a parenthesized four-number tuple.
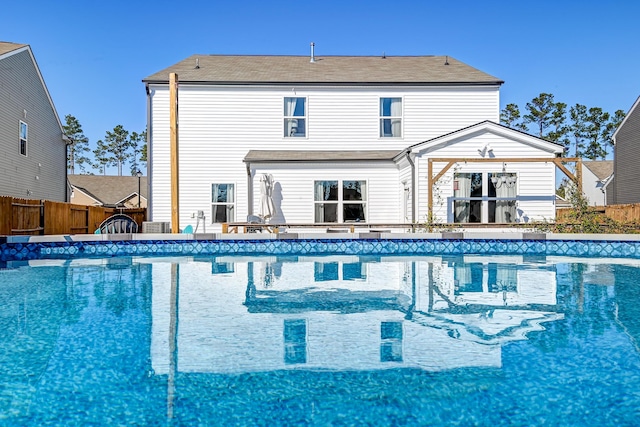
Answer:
(581, 161, 613, 207)
(143, 50, 564, 231)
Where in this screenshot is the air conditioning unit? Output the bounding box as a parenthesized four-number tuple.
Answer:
(142, 221, 171, 233)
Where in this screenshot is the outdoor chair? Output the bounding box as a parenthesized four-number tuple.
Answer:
(97, 214, 139, 234)
(246, 214, 265, 233)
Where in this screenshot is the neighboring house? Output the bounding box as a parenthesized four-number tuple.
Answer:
(0, 41, 68, 201)
(611, 96, 640, 205)
(581, 161, 613, 206)
(143, 51, 564, 230)
(68, 175, 148, 208)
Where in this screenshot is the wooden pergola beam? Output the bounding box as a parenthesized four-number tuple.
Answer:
(170, 73, 180, 233)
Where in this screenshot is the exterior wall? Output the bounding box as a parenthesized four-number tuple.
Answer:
(613, 99, 640, 204)
(415, 131, 558, 223)
(0, 48, 66, 201)
(148, 84, 499, 229)
(581, 167, 607, 207)
(70, 188, 101, 206)
(250, 162, 400, 225)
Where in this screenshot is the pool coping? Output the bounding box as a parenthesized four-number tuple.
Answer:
(2, 231, 640, 244)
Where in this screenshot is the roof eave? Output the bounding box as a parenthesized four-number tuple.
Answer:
(142, 79, 504, 86)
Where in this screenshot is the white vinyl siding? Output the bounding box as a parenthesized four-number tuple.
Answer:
(251, 163, 399, 225)
(147, 84, 500, 229)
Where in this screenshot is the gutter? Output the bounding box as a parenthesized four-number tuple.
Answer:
(246, 162, 253, 216)
(405, 150, 416, 224)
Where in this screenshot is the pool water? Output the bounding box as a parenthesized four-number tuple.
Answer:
(1, 254, 640, 426)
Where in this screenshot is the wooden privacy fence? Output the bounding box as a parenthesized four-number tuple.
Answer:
(0, 196, 146, 236)
(557, 203, 640, 223)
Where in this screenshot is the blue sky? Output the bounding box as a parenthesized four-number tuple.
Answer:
(2, 0, 639, 174)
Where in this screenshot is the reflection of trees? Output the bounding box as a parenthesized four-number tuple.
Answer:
(0, 267, 67, 409)
(613, 265, 640, 350)
(92, 262, 151, 316)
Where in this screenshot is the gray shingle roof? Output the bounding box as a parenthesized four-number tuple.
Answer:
(0, 41, 27, 56)
(583, 161, 613, 181)
(244, 150, 401, 163)
(68, 175, 147, 206)
(143, 55, 503, 85)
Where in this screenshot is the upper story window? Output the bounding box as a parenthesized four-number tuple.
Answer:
(284, 97, 306, 137)
(19, 121, 28, 156)
(211, 183, 235, 223)
(380, 97, 402, 138)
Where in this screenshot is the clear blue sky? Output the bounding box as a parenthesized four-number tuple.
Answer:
(2, 0, 639, 174)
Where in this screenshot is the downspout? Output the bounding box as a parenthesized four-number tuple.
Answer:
(405, 150, 416, 224)
(246, 162, 253, 216)
(146, 84, 153, 220)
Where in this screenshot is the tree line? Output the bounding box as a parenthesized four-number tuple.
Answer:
(500, 93, 625, 159)
(63, 114, 147, 176)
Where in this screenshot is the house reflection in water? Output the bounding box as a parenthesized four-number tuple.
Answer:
(149, 255, 563, 376)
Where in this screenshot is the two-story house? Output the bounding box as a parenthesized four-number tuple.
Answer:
(143, 50, 564, 231)
(0, 41, 68, 201)
(610, 96, 640, 205)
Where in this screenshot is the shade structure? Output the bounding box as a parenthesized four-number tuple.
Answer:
(260, 173, 276, 220)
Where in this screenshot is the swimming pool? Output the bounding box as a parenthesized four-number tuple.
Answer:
(1, 238, 640, 426)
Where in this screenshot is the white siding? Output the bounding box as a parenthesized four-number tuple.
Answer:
(416, 131, 558, 223)
(581, 168, 606, 207)
(251, 162, 400, 225)
(148, 84, 499, 228)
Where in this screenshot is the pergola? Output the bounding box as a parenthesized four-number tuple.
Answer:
(427, 157, 582, 217)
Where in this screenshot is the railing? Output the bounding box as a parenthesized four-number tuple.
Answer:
(0, 196, 146, 236)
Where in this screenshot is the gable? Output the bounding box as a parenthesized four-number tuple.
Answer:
(0, 42, 64, 133)
(612, 96, 640, 145)
(408, 121, 564, 157)
(68, 175, 148, 206)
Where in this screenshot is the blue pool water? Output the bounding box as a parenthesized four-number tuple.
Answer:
(2, 250, 640, 426)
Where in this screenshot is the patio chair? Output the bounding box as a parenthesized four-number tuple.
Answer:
(97, 214, 139, 234)
(246, 214, 265, 233)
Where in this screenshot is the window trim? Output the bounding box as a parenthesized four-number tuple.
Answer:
(379, 97, 403, 138)
(313, 179, 368, 223)
(283, 96, 307, 138)
(19, 120, 28, 156)
(211, 182, 236, 224)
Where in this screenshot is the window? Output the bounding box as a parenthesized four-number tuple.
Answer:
(284, 97, 306, 137)
(314, 180, 367, 223)
(19, 121, 28, 156)
(453, 173, 482, 223)
(211, 183, 234, 223)
(453, 172, 517, 223)
(380, 321, 403, 362)
(380, 97, 402, 137)
(284, 319, 307, 364)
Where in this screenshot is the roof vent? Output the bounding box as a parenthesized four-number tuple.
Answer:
(444, 56, 449, 65)
(310, 42, 316, 63)
(195, 58, 200, 69)
(382, 52, 386, 59)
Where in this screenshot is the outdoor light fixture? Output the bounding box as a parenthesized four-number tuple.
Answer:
(491, 163, 517, 188)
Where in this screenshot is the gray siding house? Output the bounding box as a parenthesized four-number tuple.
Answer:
(611, 96, 640, 205)
(0, 41, 68, 201)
